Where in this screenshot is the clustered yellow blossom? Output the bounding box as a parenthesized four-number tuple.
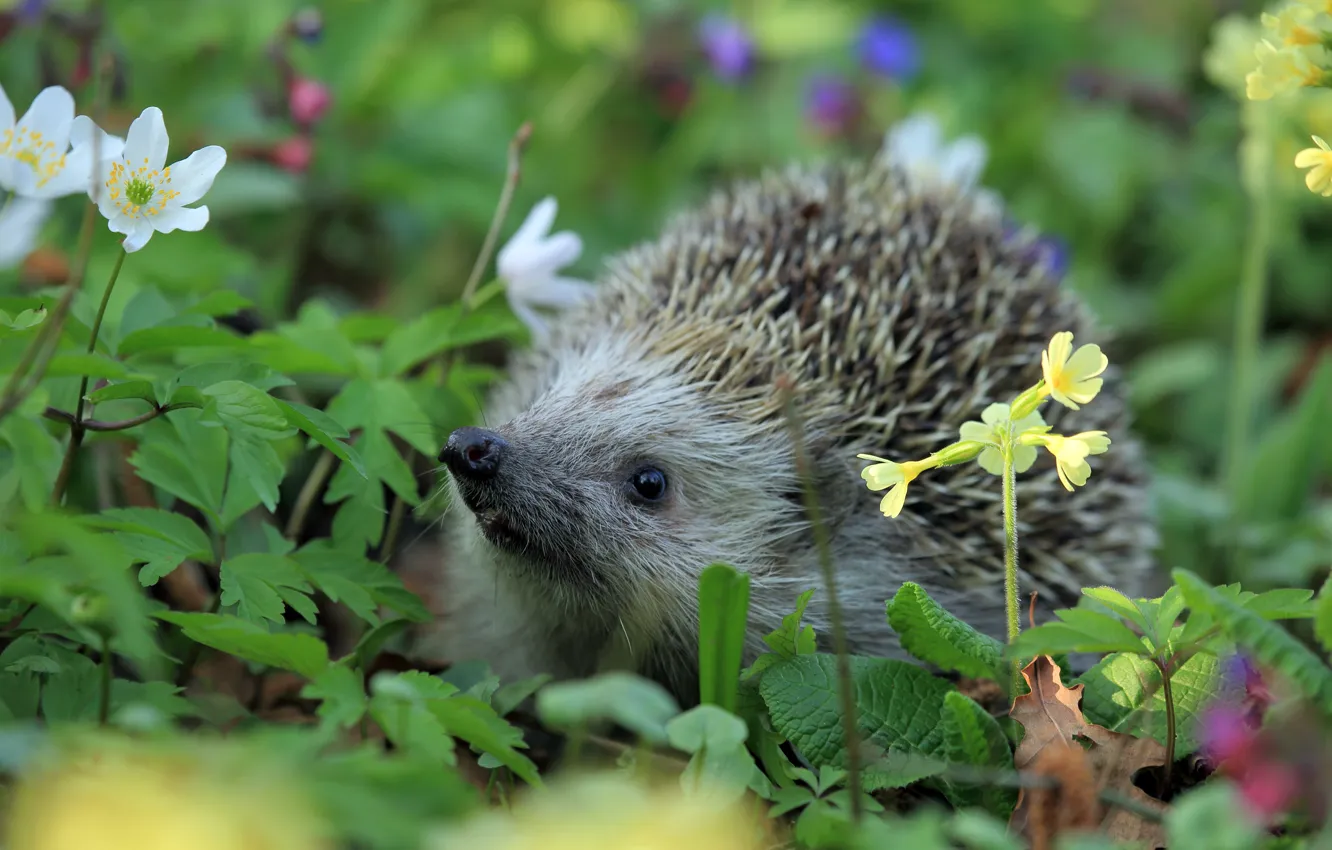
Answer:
(1295, 134, 1332, 193)
(1245, 2, 1332, 101)
(858, 331, 1113, 518)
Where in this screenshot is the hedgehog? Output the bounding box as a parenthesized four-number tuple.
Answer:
(415, 147, 1157, 706)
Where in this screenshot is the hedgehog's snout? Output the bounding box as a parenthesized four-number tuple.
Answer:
(440, 426, 507, 482)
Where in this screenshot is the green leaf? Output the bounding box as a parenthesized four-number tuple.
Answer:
(128, 412, 227, 525)
(1009, 608, 1147, 658)
(202, 380, 292, 437)
(1236, 355, 1332, 523)
(0, 416, 62, 512)
(44, 351, 132, 380)
(0, 306, 46, 331)
(326, 378, 436, 456)
(766, 589, 818, 658)
(887, 582, 1006, 681)
(87, 380, 158, 404)
(378, 301, 524, 378)
(535, 672, 681, 745)
(273, 399, 367, 479)
(492, 674, 553, 717)
(1241, 588, 1317, 620)
(81, 508, 213, 587)
(429, 696, 543, 787)
(697, 563, 751, 714)
(367, 671, 458, 765)
(117, 325, 247, 357)
(302, 664, 368, 730)
(666, 704, 771, 802)
(939, 691, 1017, 817)
(1173, 569, 1332, 714)
(292, 540, 430, 624)
(759, 653, 955, 791)
(156, 611, 329, 679)
(1316, 576, 1332, 656)
(1082, 586, 1153, 636)
(185, 290, 254, 317)
(1165, 782, 1265, 850)
(219, 553, 316, 625)
(1077, 652, 1234, 753)
(224, 435, 286, 517)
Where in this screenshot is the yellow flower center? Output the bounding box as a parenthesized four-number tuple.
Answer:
(104, 158, 180, 219)
(0, 127, 69, 188)
(1288, 25, 1321, 46)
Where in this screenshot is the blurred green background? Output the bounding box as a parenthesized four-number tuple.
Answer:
(2, 0, 1330, 593)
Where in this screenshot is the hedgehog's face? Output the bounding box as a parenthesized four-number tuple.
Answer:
(438, 342, 805, 616)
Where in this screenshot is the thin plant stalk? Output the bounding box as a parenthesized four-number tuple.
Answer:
(1156, 656, 1176, 798)
(98, 634, 112, 725)
(1002, 433, 1020, 645)
(52, 248, 128, 506)
(1223, 99, 1273, 580)
(779, 376, 862, 822)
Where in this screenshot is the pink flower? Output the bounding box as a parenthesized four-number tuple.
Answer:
(287, 77, 331, 126)
(1199, 703, 1258, 769)
(1238, 760, 1300, 821)
(272, 136, 313, 173)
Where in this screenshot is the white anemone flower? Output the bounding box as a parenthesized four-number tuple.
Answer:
(0, 84, 124, 200)
(90, 106, 226, 253)
(883, 112, 1003, 218)
(0, 196, 52, 269)
(496, 196, 595, 340)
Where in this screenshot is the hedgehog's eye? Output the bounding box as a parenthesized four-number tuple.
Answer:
(628, 466, 668, 503)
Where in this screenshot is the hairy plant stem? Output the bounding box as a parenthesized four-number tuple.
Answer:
(51, 249, 128, 506)
(1223, 100, 1273, 581)
(1156, 656, 1176, 798)
(779, 377, 862, 822)
(376, 122, 532, 565)
(0, 18, 111, 428)
(1002, 432, 1022, 690)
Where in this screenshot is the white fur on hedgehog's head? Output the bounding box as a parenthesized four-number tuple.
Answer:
(438, 326, 821, 643)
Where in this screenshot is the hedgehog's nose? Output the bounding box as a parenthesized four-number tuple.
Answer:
(440, 427, 507, 481)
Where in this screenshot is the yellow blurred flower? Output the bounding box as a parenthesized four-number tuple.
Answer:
(1295, 134, 1332, 194)
(1022, 431, 1111, 492)
(6, 734, 330, 850)
(426, 773, 766, 850)
(1262, 5, 1325, 47)
(1246, 39, 1326, 100)
(545, 0, 637, 55)
(1040, 331, 1108, 411)
(857, 454, 937, 518)
(1203, 14, 1264, 97)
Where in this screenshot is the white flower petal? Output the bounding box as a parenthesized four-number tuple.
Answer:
(937, 137, 988, 188)
(70, 115, 126, 162)
(123, 107, 170, 172)
(506, 292, 549, 340)
(885, 113, 942, 167)
(510, 197, 558, 249)
(516, 275, 596, 309)
(153, 204, 209, 234)
(118, 217, 156, 253)
(166, 146, 226, 206)
(0, 196, 52, 269)
(17, 86, 75, 147)
(27, 145, 91, 199)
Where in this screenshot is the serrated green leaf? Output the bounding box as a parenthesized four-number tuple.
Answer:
(81, 508, 212, 587)
(1077, 652, 1233, 753)
(219, 553, 315, 624)
(888, 582, 1005, 681)
(302, 664, 368, 729)
(535, 672, 681, 745)
(273, 399, 367, 479)
(202, 380, 291, 437)
(0, 415, 62, 511)
(1173, 569, 1332, 714)
(1082, 586, 1153, 635)
(379, 301, 524, 378)
(766, 589, 818, 658)
(759, 653, 955, 791)
(117, 325, 247, 356)
(224, 435, 286, 517)
(1009, 607, 1147, 658)
(128, 413, 227, 525)
(939, 691, 1015, 816)
(429, 696, 542, 787)
(1241, 588, 1317, 620)
(326, 378, 436, 456)
(292, 540, 429, 624)
(156, 611, 329, 678)
(698, 563, 750, 714)
(367, 671, 458, 765)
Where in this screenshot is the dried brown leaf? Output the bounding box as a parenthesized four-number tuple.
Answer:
(1025, 742, 1100, 850)
(1009, 655, 1169, 849)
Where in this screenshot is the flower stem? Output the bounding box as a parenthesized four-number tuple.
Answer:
(1003, 440, 1020, 646)
(1223, 100, 1273, 581)
(1156, 656, 1177, 799)
(51, 248, 128, 507)
(98, 633, 113, 725)
(284, 449, 337, 541)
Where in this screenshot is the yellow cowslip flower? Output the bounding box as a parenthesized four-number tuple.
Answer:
(958, 403, 1048, 476)
(426, 772, 767, 850)
(1296, 135, 1332, 195)
(1246, 39, 1326, 100)
(857, 453, 938, 518)
(1021, 431, 1111, 492)
(1298, 0, 1332, 16)
(1204, 14, 1264, 96)
(6, 734, 330, 850)
(1040, 331, 1108, 411)
(1262, 5, 1325, 48)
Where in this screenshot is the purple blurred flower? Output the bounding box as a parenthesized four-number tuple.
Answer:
(805, 74, 858, 135)
(1002, 222, 1070, 278)
(17, 0, 46, 24)
(857, 15, 919, 81)
(698, 13, 754, 81)
(290, 7, 324, 43)
(1200, 702, 1257, 767)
